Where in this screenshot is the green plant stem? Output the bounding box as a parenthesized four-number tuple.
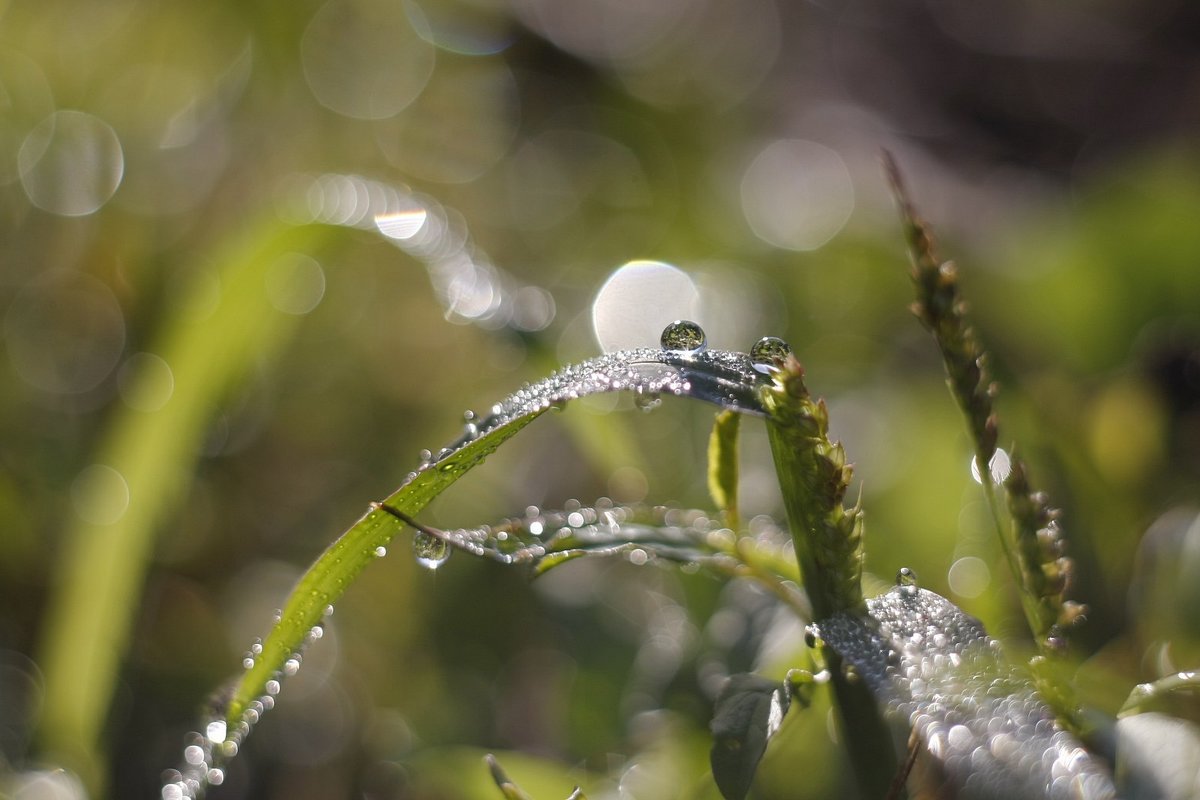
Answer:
(759, 356, 896, 798)
(883, 152, 1073, 653)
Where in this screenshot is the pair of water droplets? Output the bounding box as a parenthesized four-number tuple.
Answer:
(659, 319, 792, 375)
(399, 322, 794, 572)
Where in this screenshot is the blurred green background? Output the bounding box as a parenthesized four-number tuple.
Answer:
(3, 0, 1200, 797)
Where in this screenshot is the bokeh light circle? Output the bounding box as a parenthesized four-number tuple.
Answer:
(117, 353, 175, 412)
(264, 253, 326, 316)
(302, 0, 436, 120)
(591, 260, 701, 353)
(18, 110, 124, 216)
(4, 271, 126, 394)
(70, 464, 131, 526)
(740, 139, 855, 251)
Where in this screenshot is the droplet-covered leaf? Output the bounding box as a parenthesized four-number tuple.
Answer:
(814, 587, 1117, 798)
(169, 347, 768, 795)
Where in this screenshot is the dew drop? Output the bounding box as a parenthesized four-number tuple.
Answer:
(374, 545, 387, 558)
(283, 658, 300, 676)
(242, 657, 255, 670)
(804, 626, 821, 649)
(250, 639, 263, 655)
(183, 744, 205, 765)
(418, 449, 433, 464)
(660, 319, 706, 353)
(207, 768, 225, 786)
(628, 548, 649, 566)
(265, 680, 281, 696)
(463, 422, 479, 438)
(634, 391, 662, 412)
(435, 447, 453, 461)
(749, 336, 792, 373)
(413, 531, 451, 569)
(896, 567, 919, 597)
(205, 720, 227, 743)
(463, 409, 476, 422)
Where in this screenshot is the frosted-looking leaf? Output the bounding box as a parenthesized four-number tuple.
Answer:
(813, 587, 1116, 799)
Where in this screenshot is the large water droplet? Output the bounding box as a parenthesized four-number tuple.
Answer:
(660, 319, 706, 352)
(896, 567, 919, 597)
(749, 336, 792, 373)
(413, 531, 451, 569)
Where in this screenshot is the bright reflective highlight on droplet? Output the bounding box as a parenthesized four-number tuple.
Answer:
(70, 464, 130, 525)
(740, 139, 854, 251)
(205, 719, 227, 743)
(969, 448, 1012, 485)
(591, 260, 700, 353)
(374, 208, 429, 240)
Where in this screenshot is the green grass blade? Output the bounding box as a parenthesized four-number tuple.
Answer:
(35, 219, 331, 791)
(168, 347, 769, 795)
(707, 410, 741, 529)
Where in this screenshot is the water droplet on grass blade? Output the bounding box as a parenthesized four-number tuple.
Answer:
(413, 531, 450, 569)
(896, 567, 919, 597)
(750, 336, 791, 373)
(661, 320, 707, 352)
(634, 391, 661, 412)
(205, 720, 227, 743)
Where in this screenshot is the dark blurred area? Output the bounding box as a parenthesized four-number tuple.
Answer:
(3, 0, 1200, 798)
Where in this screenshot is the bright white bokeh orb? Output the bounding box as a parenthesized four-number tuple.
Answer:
(591, 260, 701, 353)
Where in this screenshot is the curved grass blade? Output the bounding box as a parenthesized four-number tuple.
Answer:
(167, 347, 766, 796)
(36, 218, 334, 793)
(813, 584, 1117, 798)
(399, 503, 736, 572)
(384, 502, 810, 618)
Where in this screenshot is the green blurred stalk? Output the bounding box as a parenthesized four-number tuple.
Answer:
(35, 219, 330, 792)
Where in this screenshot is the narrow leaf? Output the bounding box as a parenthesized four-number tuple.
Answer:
(709, 674, 792, 800)
(708, 410, 741, 529)
(168, 347, 767, 795)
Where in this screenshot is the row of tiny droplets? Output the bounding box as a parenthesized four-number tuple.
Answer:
(162, 604, 331, 798)
(164, 323, 790, 797)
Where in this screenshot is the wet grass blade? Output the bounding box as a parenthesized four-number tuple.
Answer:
(168, 347, 768, 795)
